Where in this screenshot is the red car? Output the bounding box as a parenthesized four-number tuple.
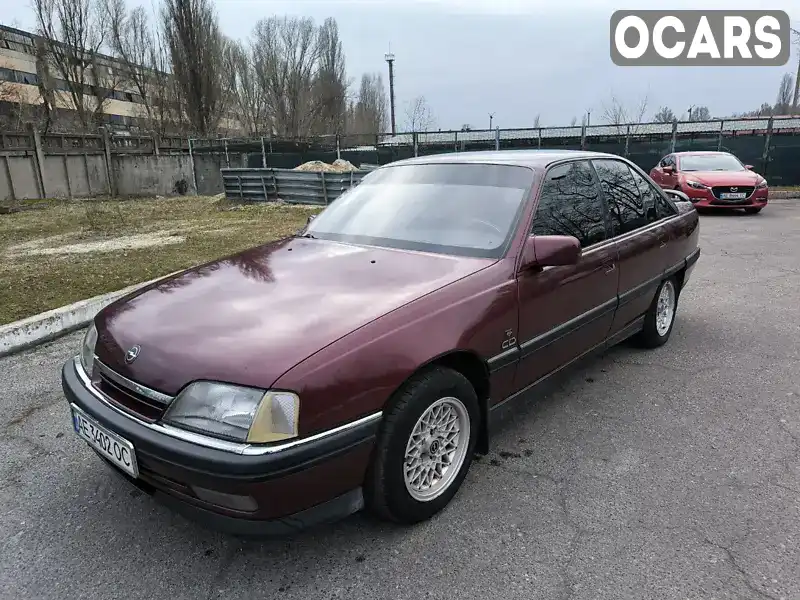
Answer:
(62, 150, 700, 535)
(650, 151, 768, 214)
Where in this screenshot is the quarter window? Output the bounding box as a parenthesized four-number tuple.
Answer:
(531, 160, 606, 248)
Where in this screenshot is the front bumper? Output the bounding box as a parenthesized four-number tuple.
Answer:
(682, 187, 768, 209)
(62, 358, 380, 535)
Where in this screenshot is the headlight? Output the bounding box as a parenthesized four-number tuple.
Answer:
(685, 180, 708, 190)
(163, 382, 299, 444)
(756, 179, 768, 189)
(80, 323, 97, 375)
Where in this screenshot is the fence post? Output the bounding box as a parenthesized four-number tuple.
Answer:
(454, 130, 458, 152)
(335, 134, 341, 161)
(580, 123, 587, 150)
(670, 119, 678, 153)
(30, 126, 47, 199)
(761, 116, 774, 176)
(260, 136, 267, 168)
(413, 131, 419, 157)
(188, 138, 198, 195)
(537, 128, 542, 149)
(495, 126, 500, 151)
(3, 155, 17, 207)
(102, 128, 116, 196)
(717, 120, 724, 151)
(224, 139, 229, 168)
(153, 133, 160, 156)
(320, 172, 328, 205)
(624, 125, 631, 158)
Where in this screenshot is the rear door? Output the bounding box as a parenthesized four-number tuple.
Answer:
(592, 158, 669, 338)
(514, 160, 619, 391)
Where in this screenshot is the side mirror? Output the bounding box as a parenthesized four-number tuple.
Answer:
(519, 235, 581, 271)
(663, 188, 691, 203)
(662, 166, 675, 174)
(745, 164, 754, 170)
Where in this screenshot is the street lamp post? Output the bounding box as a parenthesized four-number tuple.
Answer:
(385, 52, 397, 136)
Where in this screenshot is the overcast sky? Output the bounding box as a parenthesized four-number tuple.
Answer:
(4, 0, 799, 130)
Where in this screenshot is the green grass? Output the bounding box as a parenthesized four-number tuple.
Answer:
(0, 196, 321, 325)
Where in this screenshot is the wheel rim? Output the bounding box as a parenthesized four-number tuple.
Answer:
(403, 397, 471, 502)
(655, 280, 676, 337)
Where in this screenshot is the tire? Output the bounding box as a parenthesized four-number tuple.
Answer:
(365, 366, 480, 524)
(745, 207, 762, 214)
(634, 277, 678, 349)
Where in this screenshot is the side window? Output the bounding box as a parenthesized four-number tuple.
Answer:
(627, 166, 662, 224)
(593, 159, 646, 236)
(659, 156, 670, 168)
(531, 160, 606, 248)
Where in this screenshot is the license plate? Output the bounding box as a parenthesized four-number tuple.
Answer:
(71, 405, 139, 478)
(720, 192, 747, 199)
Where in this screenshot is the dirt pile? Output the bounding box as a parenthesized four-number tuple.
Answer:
(293, 159, 360, 173)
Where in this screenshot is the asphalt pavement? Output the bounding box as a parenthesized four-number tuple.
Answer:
(2, 201, 799, 600)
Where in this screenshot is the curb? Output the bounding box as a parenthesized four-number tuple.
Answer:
(771, 191, 800, 200)
(0, 270, 184, 359)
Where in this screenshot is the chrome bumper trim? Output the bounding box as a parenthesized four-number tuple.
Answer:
(73, 356, 382, 456)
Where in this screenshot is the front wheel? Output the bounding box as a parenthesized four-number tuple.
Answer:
(634, 277, 678, 348)
(365, 367, 480, 524)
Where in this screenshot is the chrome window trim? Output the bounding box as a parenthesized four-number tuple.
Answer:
(94, 359, 173, 405)
(582, 214, 683, 256)
(74, 357, 382, 456)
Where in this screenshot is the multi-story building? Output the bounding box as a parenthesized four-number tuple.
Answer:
(0, 24, 242, 134)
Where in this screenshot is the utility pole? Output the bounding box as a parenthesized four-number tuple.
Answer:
(688, 105, 695, 121)
(587, 110, 591, 127)
(385, 52, 397, 135)
(489, 113, 495, 130)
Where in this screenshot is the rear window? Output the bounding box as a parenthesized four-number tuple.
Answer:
(306, 163, 533, 258)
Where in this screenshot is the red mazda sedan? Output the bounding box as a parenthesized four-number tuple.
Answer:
(650, 151, 768, 214)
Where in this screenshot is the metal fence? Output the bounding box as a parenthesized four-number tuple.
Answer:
(221, 168, 367, 205)
(200, 115, 800, 187)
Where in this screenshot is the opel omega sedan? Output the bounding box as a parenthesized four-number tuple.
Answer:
(62, 150, 701, 534)
(649, 150, 768, 214)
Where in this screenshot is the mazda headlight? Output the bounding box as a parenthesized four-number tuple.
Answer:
(80, 323, 97, 376)
(756, 179, 768, 189)
(685, 180, 708, 190)
(163, 382, 299, 444)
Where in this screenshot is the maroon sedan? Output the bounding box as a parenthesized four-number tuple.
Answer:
(650, 151, 768, 214)
(62, 150, 700, 535)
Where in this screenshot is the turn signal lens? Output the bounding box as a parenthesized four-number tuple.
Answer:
(248, 391, 300, 443)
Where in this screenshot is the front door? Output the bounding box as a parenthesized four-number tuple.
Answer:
(514, 160, 619, 392)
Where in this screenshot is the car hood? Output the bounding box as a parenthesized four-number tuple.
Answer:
(93, 237, 492, 395)
(681, 171, 762, 186)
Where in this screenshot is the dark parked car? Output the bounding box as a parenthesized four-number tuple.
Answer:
(62, 150, 700, 535)
(649, 150, 768, 214)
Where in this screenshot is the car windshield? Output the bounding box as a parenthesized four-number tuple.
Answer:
(304, 163, 533, 258)
(679, 154, 745, 172)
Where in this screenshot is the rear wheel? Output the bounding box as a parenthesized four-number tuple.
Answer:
(365, 367, 479, 524)
(745, 207, 762, 214)
(634, 277, 678, 349)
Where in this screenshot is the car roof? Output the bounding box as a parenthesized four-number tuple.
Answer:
(672, 151, 732, 156)
(385, 149, 627, 170)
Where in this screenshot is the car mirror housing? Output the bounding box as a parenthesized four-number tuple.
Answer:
(663, 188, 691, 203)
(745, 164, 754, 170)
(519, 235, 581, 271)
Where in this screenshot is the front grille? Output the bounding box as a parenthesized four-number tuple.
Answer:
(711, 186, 755, 200)
(92, 362, 172, 422)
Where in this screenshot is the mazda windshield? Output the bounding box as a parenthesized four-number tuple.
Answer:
(304, 163, 533, 258)
(679, 154, 746, 172)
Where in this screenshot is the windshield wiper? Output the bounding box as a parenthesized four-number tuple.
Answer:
(297, 232, 317, 239)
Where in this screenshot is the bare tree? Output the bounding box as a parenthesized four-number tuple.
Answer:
(686, 105, 711, 121)
(347, 73, 387, 135)
(313, 18, 348, 135)
(223, 40, 267, 135)
(532, 114, 541, 128)
(775, 73, 794, 115)
(654, 106, 676, 123)
(33, 0, 114, 130)
(403, 95, 436, 132)
(601, 93, 649, 134)
(252, 16, 321, 138)
(569, 116, 578, 127)
(792, 28, 800, 115)
(161, 0, 227, 136)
